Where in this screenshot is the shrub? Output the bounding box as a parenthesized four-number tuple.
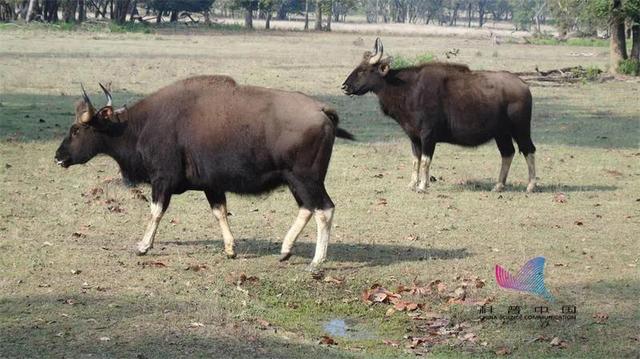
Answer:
(618, 59, 640, 76)
(391, 53, 436, 69)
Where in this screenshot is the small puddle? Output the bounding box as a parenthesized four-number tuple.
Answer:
(323, 318, 377, 340)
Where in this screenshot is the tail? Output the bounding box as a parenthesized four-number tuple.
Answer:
(322, 107, 355, 141)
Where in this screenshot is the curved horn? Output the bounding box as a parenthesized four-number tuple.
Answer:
(99, 82, 113, 107)
(369, 38, 384, 65)
(80, 83, 95, 110)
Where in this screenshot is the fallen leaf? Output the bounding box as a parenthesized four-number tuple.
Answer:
(71, 232, 86, 238)
(186, 264, 207, 272)
(310, 269, 325, 280)
(385, 307, 396, 317)
(461, 332, 478, 343)
(593, 312, 609, 324)
(323, 276, 344, 285)
(226, 272, 259, 285)
(318, 335, 337, 345)
(130, 188, 148, 202)
(604, 169, 623, 177)
(189, 322, 205, 328)
(553, 192, 567, 203)
(382, 339, 400, 347)
(256, 318, 270, 329)
(140, 261, 166, 268)
(393, 300, 420, 312)
(99, 336, 110, 342)
(71, 269, 82, 275)
(550, 337, 568, 348)
(495, 346, 512, 355)
(451, 287, 467, 301)
(361, 284, 401, 305)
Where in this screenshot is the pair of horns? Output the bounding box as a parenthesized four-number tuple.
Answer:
(369, 38, 384, 65)
(80, 82, 113, 111)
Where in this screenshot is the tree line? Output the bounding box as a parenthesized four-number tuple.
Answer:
(0, 0, 637, 72)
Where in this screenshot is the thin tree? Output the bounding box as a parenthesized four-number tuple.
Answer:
(610, 0, 628, 72)
(315, 0, 322, 30)
(25, 0, 36, 22)
(326, 0, 332, 31)
(304, 0, 309, 29)
(631, 24, 640, 60)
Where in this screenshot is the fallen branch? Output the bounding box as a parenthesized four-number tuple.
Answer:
(515, 65, 605, 85)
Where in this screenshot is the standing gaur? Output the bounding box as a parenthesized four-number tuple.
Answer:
(342, 38, 537, 193)
(54, 76, 354, 270)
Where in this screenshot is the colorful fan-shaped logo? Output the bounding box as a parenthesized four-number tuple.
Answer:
(495, 256, 555, 302)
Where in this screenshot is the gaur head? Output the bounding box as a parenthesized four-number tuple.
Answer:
(342, 38, 393, 96)
(55, 84, 119, 168)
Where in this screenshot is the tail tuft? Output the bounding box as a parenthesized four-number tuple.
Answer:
(336, 128, 355, 140)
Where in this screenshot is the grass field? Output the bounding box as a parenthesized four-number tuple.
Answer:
(1, 28, 639, 358)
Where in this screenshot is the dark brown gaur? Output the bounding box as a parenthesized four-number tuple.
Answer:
(342, 38, 536, 193)
(55, 76, 354, 270)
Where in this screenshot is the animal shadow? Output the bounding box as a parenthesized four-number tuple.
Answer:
(459, 179, 617, 193)
(164, 238, 470, 267)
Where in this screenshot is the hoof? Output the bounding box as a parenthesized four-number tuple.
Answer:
(279, 252, 293, 262)
(306, 262, 322, 272)
(492, 183, 505, 192)
(526, 184, 536, 193)
(416, 187, 427, 194)
(306, 264, 324, 278)
(135, 248, 148, 256)
(226, 252, 237, 259)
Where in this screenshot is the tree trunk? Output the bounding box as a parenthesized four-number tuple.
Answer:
(609, 0, 628, 73)
(631, 24, 640, 60)
(304, 0, 309, 30)
(265, 10, 271, 29)
(314, 0, 322, 30)
(128, 0, 138, 22)
(203, 9, 210, 24)
(276, 2, 286, 20)
(61, 0, 76, 22)
(78, 0, 85, 22)
(156, 11, 161, 23)
(449, 3, 459, 26)
(101, 0, 109, 18)
(113, 0, 129, 24)
(169, 9, 177, 22)
(467, 3, 471, 28)
(478, 0, 485, 28)
(326, 0, 332, 31)
(25, 0, 35, 22)
(44, 0, 59, 22)
(0, 0, 16, 21)
(244, 7, 252, 29)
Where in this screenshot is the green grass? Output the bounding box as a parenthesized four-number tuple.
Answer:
(391, 52, 436, 69)
(528, 36, 634, 49)
(617, 58, 640, 76)
(0, 20, 246, 34)
(0, 29, 639, 358)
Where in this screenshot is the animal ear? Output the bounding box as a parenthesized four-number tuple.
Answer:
(78, 111, 93, 124)
(379, 63, 390, 77)
(99, 106, 114, 120)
